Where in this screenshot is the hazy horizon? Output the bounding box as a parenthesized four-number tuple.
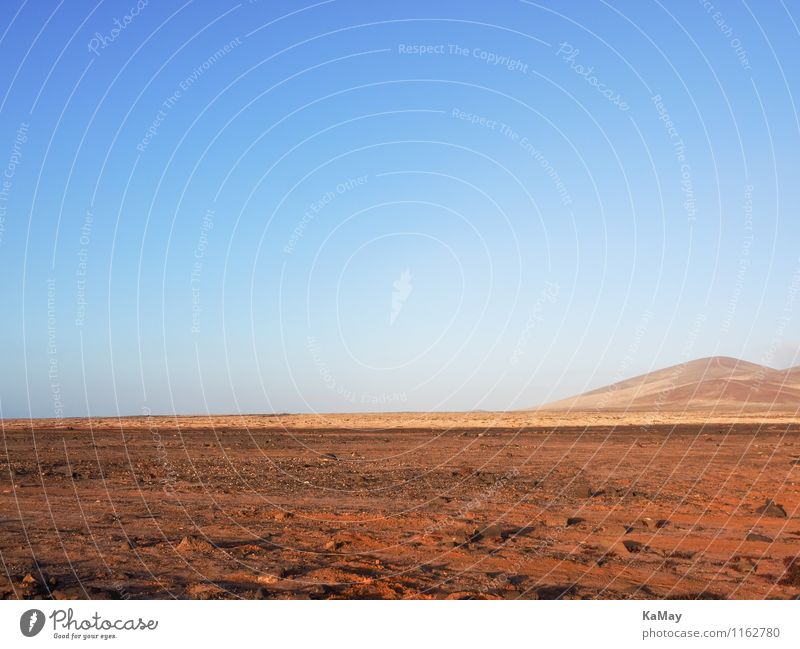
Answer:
(3, 352, 799, 420)
(1, 1, 799, 418)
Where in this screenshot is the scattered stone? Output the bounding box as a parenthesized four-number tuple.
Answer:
(655, 519, 670, 529)
(610, 486, 644, 499)
(570, 483, 594, 499)
(49, 464, 76, 479)
(781, 556, 800, 587)
(323, 538, 343, 551)
(93, 584, 126, 600)
(499, 589, 521, 600)
(473, 524, 502, 541)
(507, 524, 537, 538)
(594, 524, 624, 535)
(306, 584, 330, 598)
(236, 543, 266, 556)
(451, 529, 472, 546)
(17, 572, 50, 596)
(274, 511, 294, 521)
(745, 532, 774, 543)
(320, 453, 338, 462)
(665, 549, 696, 560)
(176, 536, 215, 554)
(755, 499, 787, 518)
(622, 540, 648, 553)
(471, 524, 535, 542)
(507, 574, 527, 587)
(729, 556, 757, 573)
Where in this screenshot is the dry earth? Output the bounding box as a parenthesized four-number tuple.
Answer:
(2, 411, 800, 599)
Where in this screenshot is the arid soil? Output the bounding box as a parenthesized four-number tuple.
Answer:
(2, 412, 800, 599)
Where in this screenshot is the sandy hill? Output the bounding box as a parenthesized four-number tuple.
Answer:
(538, 356, 800, 412)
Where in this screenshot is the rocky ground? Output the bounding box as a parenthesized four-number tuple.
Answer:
(1, 414, 800, 599)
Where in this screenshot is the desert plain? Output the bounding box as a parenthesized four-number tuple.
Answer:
(1, 357, 800, 600)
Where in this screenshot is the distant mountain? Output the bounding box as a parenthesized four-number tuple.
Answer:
(537, 356, 800, 412)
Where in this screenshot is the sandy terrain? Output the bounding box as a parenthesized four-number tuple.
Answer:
(2, 411, 800, 600)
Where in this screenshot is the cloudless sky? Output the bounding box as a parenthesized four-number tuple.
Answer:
(1, 0, 799, 418)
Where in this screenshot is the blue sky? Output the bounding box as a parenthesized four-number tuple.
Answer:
(1, 0, 799, 418)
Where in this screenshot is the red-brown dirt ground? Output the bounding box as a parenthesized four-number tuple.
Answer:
(2, 412, 800, 599)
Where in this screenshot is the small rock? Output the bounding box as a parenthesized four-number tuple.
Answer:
(566, 517, 586, 527)
(323, 538, 343, 551)
(21, 573, 38, 585)
(655, 519, 670, 529)
(665, 549, 696, 560)
(256, 574, 278, 585)
(781, 556, 800, 587)
(51, 464, 76, 478)
(176, 536, 215, 554)
(499, 589, 521, 600)
(253, 586, 270, 599)
(507, 574, 527, 587)
(451, 530, 471, 546)
(730, 556, 757, 573)
(571, 484, 593, 499)
(755, 499, 787, 518)
(745, 532, 773, 543)
(622, 540, 648, 553)
(474, 524, 509, 541)
(596, 524, 633, 537)
(320, 453, 338, 462)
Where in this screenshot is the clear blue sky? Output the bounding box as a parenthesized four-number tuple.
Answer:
(1, 0, 799, 418)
